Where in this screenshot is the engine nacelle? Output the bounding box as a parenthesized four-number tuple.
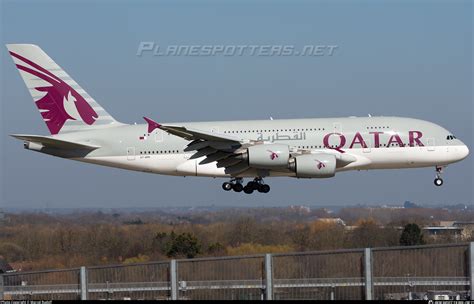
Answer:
(289, 153, 336, 178)
(24, 141, 44, 152)
(245, 144, 290, 169)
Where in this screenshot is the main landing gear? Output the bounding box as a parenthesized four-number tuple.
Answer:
(222, 177, 270, 194)
(434, 166, 444, 187)
(222, 178, 243, 192)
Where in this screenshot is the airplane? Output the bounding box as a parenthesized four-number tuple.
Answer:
(6, 44, 470, 194)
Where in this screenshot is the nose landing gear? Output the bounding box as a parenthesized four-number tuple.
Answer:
(222, 177, 270, 194)
(434, 166, 444, 187)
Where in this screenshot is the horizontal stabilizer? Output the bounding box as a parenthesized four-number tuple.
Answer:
(10, 134, 100, 150)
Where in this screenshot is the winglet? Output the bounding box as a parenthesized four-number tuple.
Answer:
(143, 117, 162, 133)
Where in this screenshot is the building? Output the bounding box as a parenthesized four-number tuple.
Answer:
(422, 221, 474, 240)
(289, 205, 311, 214)
(422, 226, 463, 238)
(453, 221, 474, 240)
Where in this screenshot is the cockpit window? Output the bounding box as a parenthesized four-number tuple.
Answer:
(446, 135, 457, 140)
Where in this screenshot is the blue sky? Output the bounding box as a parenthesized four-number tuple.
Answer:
(1, 0, 472, 208)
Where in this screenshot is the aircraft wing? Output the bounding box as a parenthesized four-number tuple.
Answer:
(143, 117, 357, 176)
(144, 117, 252, 175)
(10, 134, 100, 150)
(143, 117, 243, 144)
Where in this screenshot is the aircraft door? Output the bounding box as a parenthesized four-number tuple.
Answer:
(127, 147, 136, 160)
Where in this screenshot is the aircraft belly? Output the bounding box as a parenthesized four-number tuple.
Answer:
(79, 155, 186, 175)
(343, 146, 459, 170)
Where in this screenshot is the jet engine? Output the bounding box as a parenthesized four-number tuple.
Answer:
(288, 153, 336, 178)
(240, 144, 290, 169)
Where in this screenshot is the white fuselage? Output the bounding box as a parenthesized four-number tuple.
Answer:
(55, 116, 469, 178)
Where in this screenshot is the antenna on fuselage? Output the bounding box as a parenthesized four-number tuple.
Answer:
(368, 114, 372, 117)
(270, 116, 274, 120)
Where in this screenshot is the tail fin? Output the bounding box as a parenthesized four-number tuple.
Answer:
(6, 44, 121, 135)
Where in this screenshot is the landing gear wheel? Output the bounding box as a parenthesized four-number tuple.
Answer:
(232, 183, 243, 192)
(434, 166, 444, 187)
(222, 182, 233, 191)
(243, 185, 254, 194)
(259, 184, 270, 193)
(247, 181, 259, 190)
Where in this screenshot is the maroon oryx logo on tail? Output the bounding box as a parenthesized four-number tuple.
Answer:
(9, 51, 98, 135)
(315, 160, 326, 170)
(267, 150, 279, 160)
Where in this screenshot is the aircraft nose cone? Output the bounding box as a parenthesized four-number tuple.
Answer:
(459, 144, 469, 160)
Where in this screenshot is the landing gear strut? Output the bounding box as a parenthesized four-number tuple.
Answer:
(434, 166, 444, 187)
(222, 177, 270, 194)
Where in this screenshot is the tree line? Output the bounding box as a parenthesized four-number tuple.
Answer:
(0, 208, 471, 271)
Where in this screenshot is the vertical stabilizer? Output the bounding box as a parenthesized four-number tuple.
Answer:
(6, 44, 121, 134)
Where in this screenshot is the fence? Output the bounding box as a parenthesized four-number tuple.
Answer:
(1, 242, 473, 300)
